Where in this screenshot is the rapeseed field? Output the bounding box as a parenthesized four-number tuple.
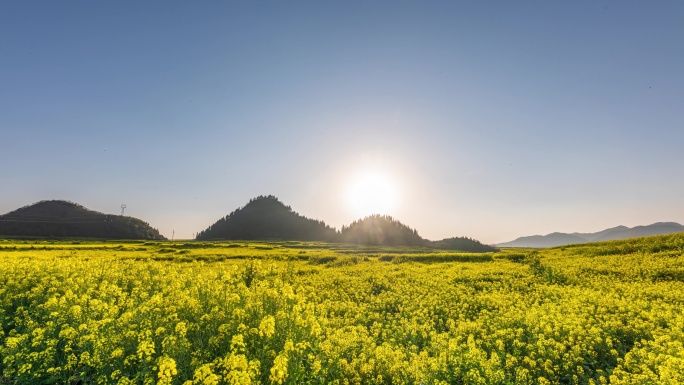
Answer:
(1, 235, 683, 384)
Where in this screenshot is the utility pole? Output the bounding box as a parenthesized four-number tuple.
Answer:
(172, 230, 175, 241)
(120, 204, 126, 216)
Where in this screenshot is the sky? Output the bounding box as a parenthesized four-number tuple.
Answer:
(1, 1, 683, 244)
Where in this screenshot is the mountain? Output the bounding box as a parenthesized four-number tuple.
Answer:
(498, 222, 684, 248)
(197, 196, 494, 252)
(340, 214, 425, 246)
(0, 200, 165, 240)
(587, 222, 684, 242)
(497, 232, 588, 248)
(430, 237, 498, 252)
(573, 225, 629, 242)
(195, 195, 338, 241)
(340, 215, 499, 251)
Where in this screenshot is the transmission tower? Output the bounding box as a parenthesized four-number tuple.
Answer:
(120, 204, 126, 216)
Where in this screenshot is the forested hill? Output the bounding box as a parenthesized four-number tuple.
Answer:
(195, 195, 338, 241)
(196, 196, 496, 251)
(0, 200, 165, 240)
(340, 215, 498, 251)
(429, 237, 498, 252)
(340, 215, 425, 246)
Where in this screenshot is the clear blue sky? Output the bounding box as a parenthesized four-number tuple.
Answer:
(2, 1, 683, 243)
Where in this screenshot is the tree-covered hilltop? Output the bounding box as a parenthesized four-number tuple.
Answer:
(196, 197, 496, 251)
(340, 214, 425, 246)
(339, 215, 497, 250)
(429, 236, 498, 252)
(196, 195, 338, 241)
(0, 200, 165, 240)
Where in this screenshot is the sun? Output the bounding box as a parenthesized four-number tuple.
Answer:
(346, 171, 398, 218)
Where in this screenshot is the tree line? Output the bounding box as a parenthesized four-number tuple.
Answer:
(196, 196, 497, 252)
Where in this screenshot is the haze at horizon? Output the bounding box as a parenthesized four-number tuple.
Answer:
(2, 1, 683, 244)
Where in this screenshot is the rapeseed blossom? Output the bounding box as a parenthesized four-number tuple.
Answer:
(1, 236, 684, 384)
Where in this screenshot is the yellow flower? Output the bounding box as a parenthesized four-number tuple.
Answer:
(193, 364, 219, 385)
(216, 353, 260, 385)
(157, 356, 178, 385)
(137, 339, 156, 362)
(259, 316, 276, 338)
(269, 354, 288, 384)
(175, 322, 187, 337)
(231, 334, 246, 352)
(111, 348, 124, 358)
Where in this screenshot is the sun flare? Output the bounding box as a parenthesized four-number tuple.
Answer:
(346, 171, 398, 218)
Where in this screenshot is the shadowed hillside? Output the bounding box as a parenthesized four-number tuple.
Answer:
(197, 196, 495, 251)
(340, 215, 425, 246)
(340, 215, 497, 251)
(0, 200, 165, 240)
(196, 195, 338, 241)
(429, 236, 498, 252)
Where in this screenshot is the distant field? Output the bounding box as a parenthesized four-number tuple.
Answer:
(1, 235, 683, 384)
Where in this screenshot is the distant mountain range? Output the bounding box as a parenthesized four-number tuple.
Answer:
(497, 222, 684, 248)
(0, 200, 166, 240)
(4, 199, 681, 252)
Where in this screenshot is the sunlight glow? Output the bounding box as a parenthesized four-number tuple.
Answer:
(346, 171, 398, 218)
